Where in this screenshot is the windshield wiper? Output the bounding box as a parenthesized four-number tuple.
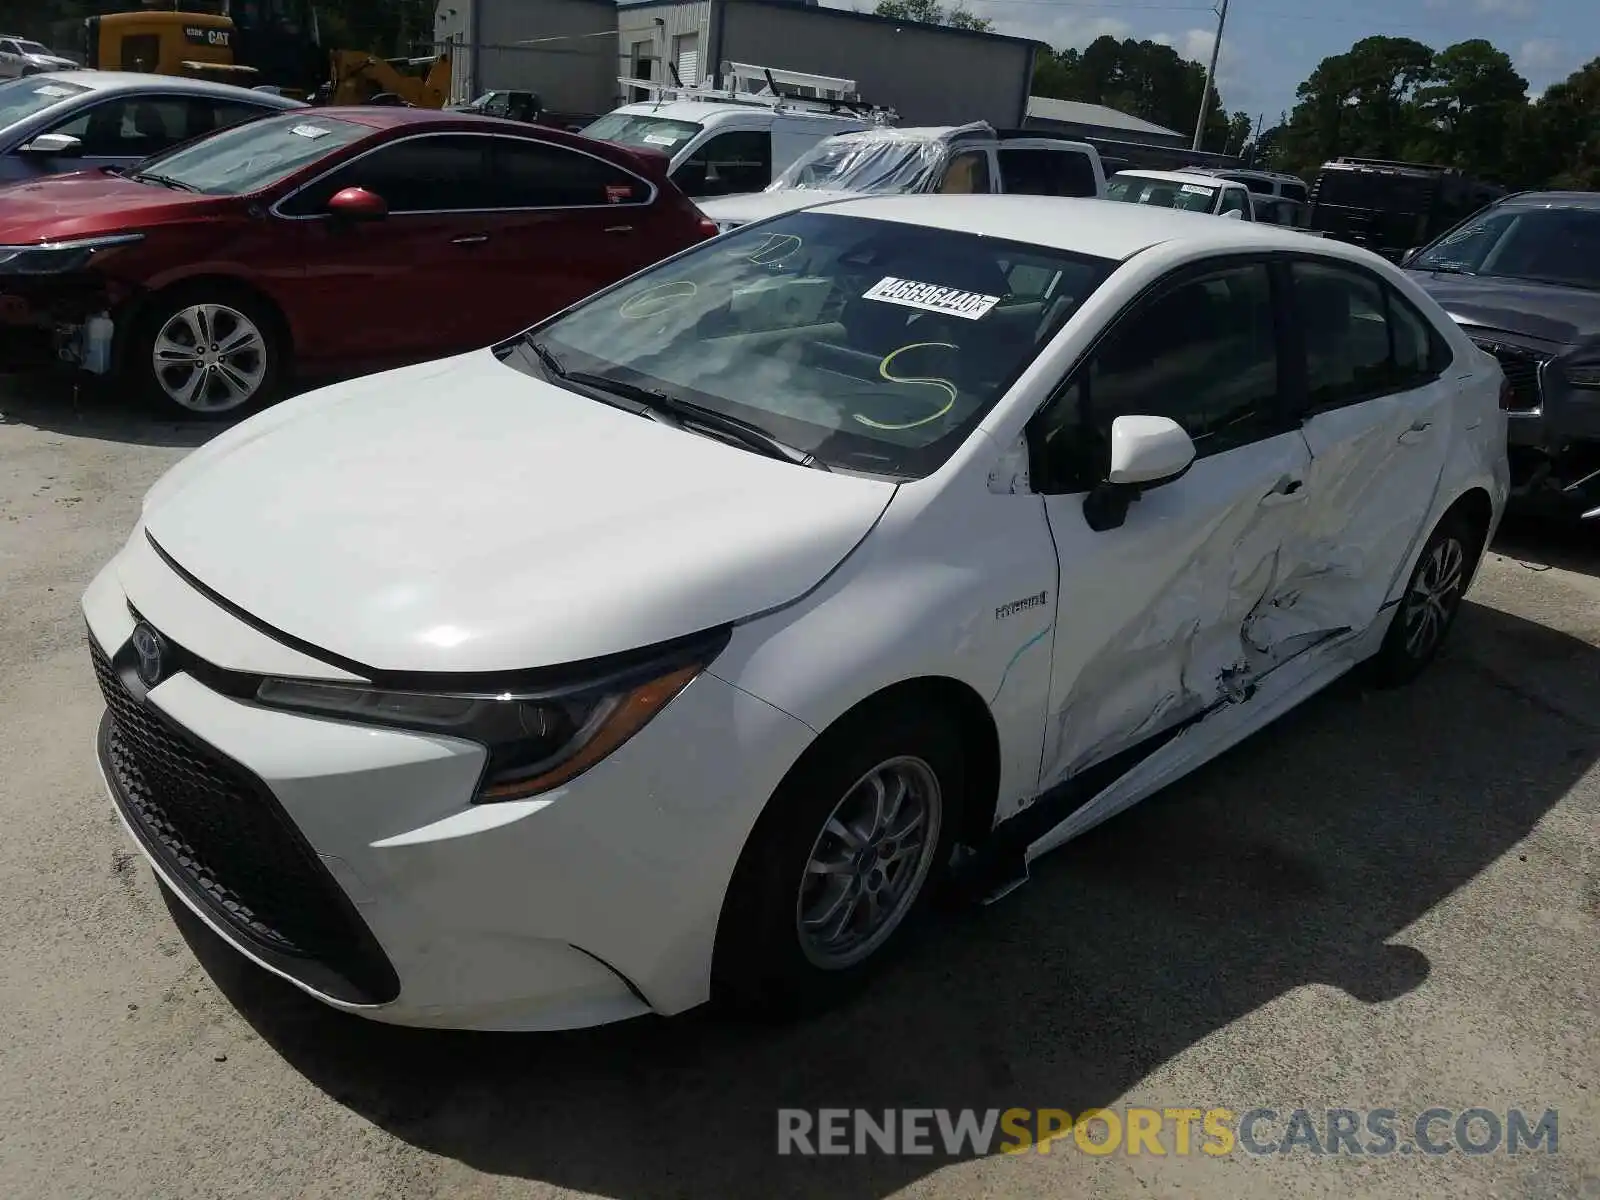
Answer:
(555, 366, 829, 472)
(130, 171, 197, 192)
(526, 340, 567, 379)
(1416, 262, 1475, 275)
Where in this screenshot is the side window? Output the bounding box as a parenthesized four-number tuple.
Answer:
(48, 97, 188, 157)
(672, 130, 770, 198)
(1387, 286, 1454, 382)
(281, 135, 494, 214)
(118, 33, 162, 72)
(1031, 262, 1282, 492)
(1290, 260, 1443, 408)
(1281, 182, 1308, 204)
(494, 137, 649, 207)
(1218, 188, 1249, 217)
(998, 147, 1098, 198)
(936, 149, 991, 194)
(194, 100, 275, 138)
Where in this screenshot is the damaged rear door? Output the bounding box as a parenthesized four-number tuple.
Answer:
(1025, 257, 1320, 794)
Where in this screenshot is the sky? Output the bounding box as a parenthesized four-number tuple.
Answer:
(821, 0, 1599, 132)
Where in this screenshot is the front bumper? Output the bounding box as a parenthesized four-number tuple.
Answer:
(83, 552, 816, 1031)
(0, 274, 123, 373)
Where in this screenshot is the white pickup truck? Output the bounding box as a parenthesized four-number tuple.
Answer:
(1103, 168, 1258, 220)
(698, 121, 1107, 232)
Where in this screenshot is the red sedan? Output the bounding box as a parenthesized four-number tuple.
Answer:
(0, 107, 717, 417)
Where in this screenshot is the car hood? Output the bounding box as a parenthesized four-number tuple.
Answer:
(1407, 271, 1600, 349)
(0, 169, 227, 241)
(27, 55, 79, 68)
(698, 188, 862, 226)
(139, 349, 897, 674)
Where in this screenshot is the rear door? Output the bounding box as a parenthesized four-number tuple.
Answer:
(272, 132, 498, 364)
(474, 133, 668, 336)
(1027, 258, 1317, 792)
(1282, 256, 1457, 635)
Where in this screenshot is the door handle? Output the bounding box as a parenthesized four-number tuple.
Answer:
(603, 224, 634, 234)
(1259, 477, 1306, 507)
(451, 233, 489, 245)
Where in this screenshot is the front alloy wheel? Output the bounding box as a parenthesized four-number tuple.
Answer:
(797, 755, 942, 970)
(151, 303, 270, 414)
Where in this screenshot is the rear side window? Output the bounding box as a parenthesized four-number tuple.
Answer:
(672, 130, 771, 198)
(493, 137, 650, 207)
(1290, 260, 1451, 409)
(1281, 182, 1308, 204)
(284, 134, 495, 213)
(998, 147, 1099, 198)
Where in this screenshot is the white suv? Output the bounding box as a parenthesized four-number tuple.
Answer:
(699, 122, 1107, 231)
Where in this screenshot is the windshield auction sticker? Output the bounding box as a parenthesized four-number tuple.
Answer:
(290, 124, 331, 139)
(1180, 183, 1215, 195)
(863, 276, 1000, 321)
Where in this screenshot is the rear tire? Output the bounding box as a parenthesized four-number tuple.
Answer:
(126, 285, 287, 421)
(711, 699, 967, 1018)
(1369, 510, 1479, 687)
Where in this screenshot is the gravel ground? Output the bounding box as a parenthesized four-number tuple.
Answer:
(2, 370, 1597, 1200)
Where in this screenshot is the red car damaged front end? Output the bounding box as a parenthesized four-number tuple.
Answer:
(0, 169, 238, 372)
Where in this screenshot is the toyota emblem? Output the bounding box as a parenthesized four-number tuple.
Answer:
(130, 622, 167, 688)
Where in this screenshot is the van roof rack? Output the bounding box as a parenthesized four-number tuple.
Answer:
(617, 61, 897, 123)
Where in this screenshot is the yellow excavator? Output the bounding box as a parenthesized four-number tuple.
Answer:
(79, 8, 451, 108)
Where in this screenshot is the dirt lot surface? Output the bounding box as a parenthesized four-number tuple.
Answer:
(2, 372, 1597, 1199)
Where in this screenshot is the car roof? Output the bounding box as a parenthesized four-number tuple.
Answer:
(22, 70, 305, 105)
(607, 100, 869, 126)
(801, 193, 1364, 261)
(1112, 168, 1229, 187)
(1498, 191, 1600, 210)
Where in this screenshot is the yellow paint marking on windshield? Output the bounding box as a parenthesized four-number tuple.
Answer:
(853, 342, 959, 431)
(620, 280, 698, 319)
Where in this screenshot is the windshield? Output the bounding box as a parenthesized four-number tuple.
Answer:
(0, 76, 88, 129)
(769, 133, 945, 194)
(581, 112, 701, 153)
(1410, 207, 1600, 291)
(508, 211, 1115, 479)
(129, 113, 369, 196)
(1105, 174, 1216, 213)
(15, 40, 52, 56)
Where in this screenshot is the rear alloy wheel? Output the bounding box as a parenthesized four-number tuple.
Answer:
(151, 302, 270, 415)
(1370, 511, 1478, 686)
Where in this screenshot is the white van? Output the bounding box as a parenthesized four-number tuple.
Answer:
(698, 122, 1107, 231)
(580, 67, 890, 201)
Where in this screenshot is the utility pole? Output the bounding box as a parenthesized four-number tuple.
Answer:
(1191, 0, 1230, 152)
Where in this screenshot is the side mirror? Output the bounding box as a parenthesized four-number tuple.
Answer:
(325, 186, 387, 221)
(18, 132, 82, 157)
(1220, 207, 1243, 220)
(1083, 415, 1196, 532)
(1402, 246, 1420, 265)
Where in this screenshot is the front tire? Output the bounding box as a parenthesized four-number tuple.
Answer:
(712, 700, 967, 1017)
(129, 287, 285, 420)
(1369, 510, 1479, 687)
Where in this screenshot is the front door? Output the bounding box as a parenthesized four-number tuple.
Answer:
(1284, 257, 1455, 635)
(1026, 259, 1317, 790)
(272, 132, 499, 366)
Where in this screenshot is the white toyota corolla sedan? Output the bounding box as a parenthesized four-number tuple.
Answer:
(84, 196, 1510, 1032)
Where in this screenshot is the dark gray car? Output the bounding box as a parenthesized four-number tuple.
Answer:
(1406, 191, 1600, 520)
(0, 70, 303, 184)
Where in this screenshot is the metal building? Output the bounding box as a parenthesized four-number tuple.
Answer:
(436, 0, 1043, 127)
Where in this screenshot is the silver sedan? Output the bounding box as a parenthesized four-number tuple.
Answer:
(0, 70, 303, 184)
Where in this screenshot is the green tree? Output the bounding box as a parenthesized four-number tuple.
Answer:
(1508, 56, 1600, 189)
(1029, 36, 1233, 150)
(873, 0, 992, 33)
(1276, 35, 1436, 178)
(1414, 39, 1527, 179)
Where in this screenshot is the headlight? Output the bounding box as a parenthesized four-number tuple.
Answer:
(0, 232, 144, 276)
(254, 650, 714, 801)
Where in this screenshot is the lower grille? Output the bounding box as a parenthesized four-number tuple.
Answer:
(1472, 338, 1546, 412)
(92, 635, 398, 1004)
